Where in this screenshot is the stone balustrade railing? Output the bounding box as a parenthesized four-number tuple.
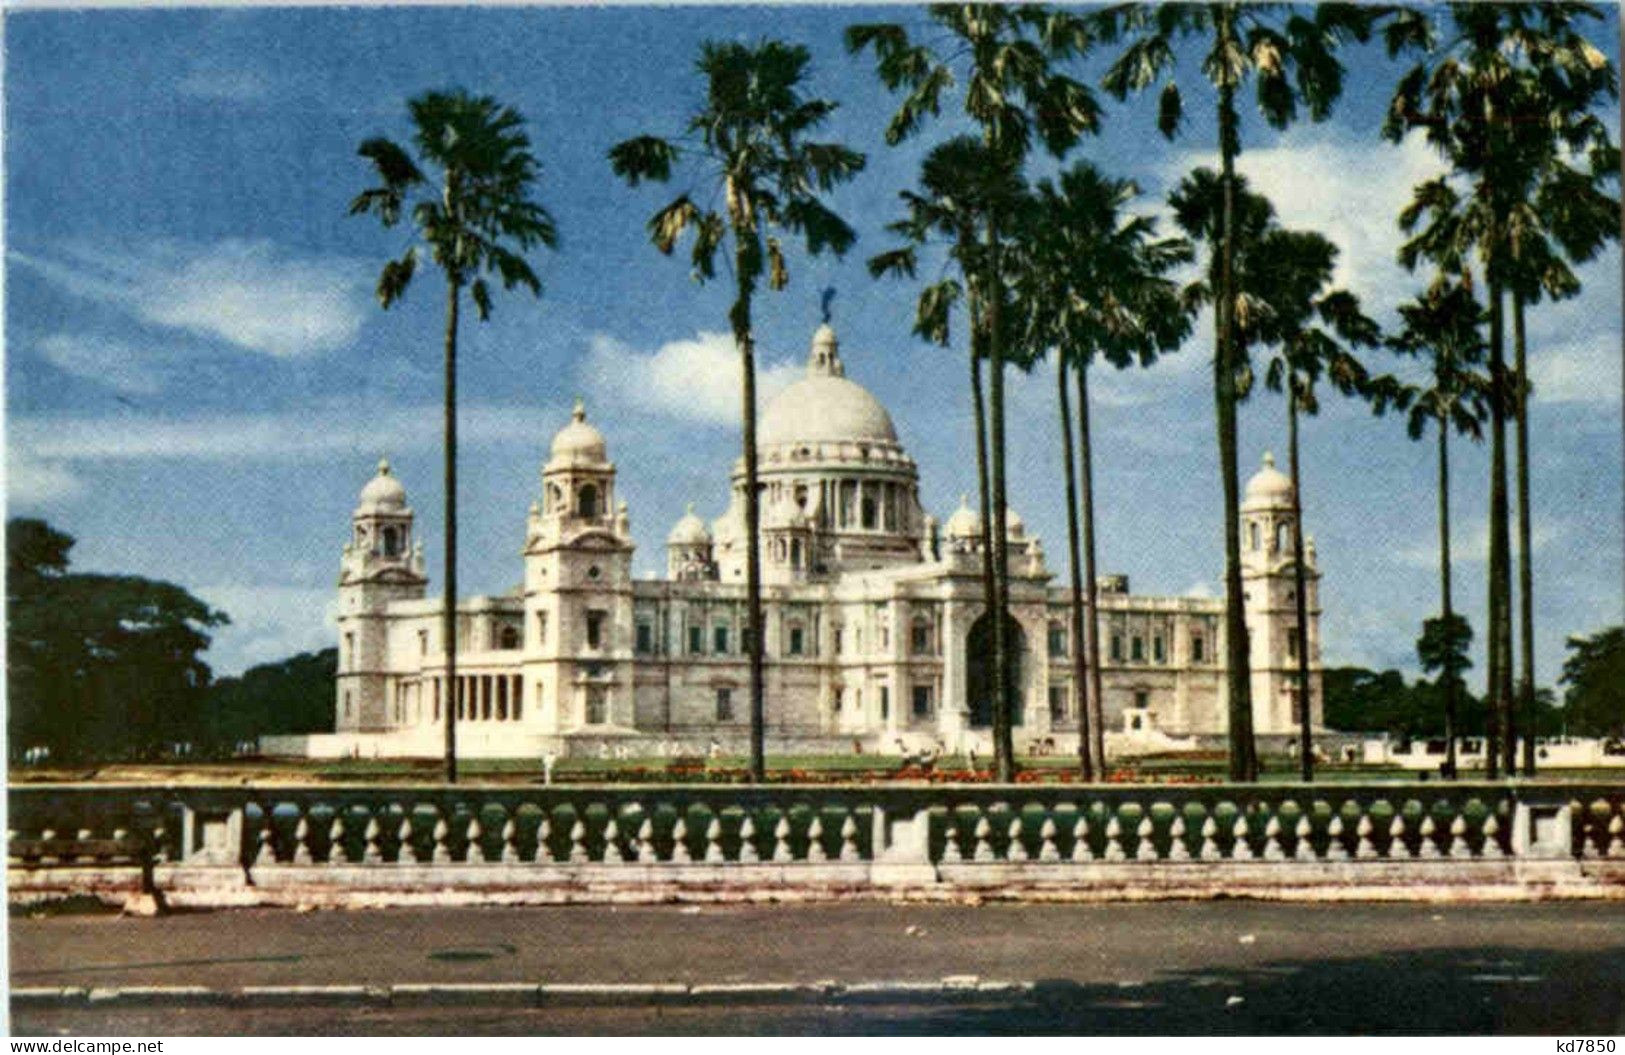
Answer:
(8, 782, 1624, 905)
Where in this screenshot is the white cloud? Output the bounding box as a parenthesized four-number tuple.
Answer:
(11, 241, 369, 359)
(10, 402, 555, 465)
(37, 333, 165, 396)
(583, 331, 802, 427)
(5, 448, 88, 506)
(1183, 581, 1215, 599)
(1167, 131, 1446, 307)
(1528, 336, 1623, 405)
(1396, 518, 1562, 568)
(193, 585, 339, 676)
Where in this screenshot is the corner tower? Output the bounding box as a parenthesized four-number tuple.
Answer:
(1241, 452, 1323, 736)
(336, 459, 427, 731)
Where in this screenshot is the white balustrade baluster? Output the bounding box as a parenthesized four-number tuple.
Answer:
(502, 818, 520, 864)
(839, 815, 860, 862)
(739, 816, 759, 863)
(1199, 815, 1220, 859)
(1134, 815, 1156, 861)
(602, 818, 625, 864)
(1168, 815, 1190, 861)
(1070, 815, 1092, 862)
(1355, 814, 1379, 859)
(1007, 818, 1028, 862)
(972, 816, 995, 862)
(705, 817, 725, 863)
(1325, 814, 1349, 860)
(1038, 818, 1060, 862)
(1263, 816, 1285, 861)
(806, 817, 827, 862)
(1480, 813, 1505, 858)
(1294, 816, 1315, 860)
(432, 816, 452, 864)
(536, 816, 554, 864)
(326, 814, 347, 865)
(467, 816, 485, 863)
(1104, 815, 1126, 861)
(397, 815, 416, 864)
(1418, 815, 1441, 859)
(363, 816, 383, 864)
(941, 813, 964, 863)
(1389, 815, 1410, 859)
(671, 817, 692, 863)
(635, 816, 656, 863)
(255, 818, 277, 867)
(569, 819, 589, 863)
(772, 816, 793, 863)
(1606, 811, 1624, 857)
(293, 816, 313, 865)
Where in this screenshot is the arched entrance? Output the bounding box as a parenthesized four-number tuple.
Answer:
(966, 611, 1025, 728)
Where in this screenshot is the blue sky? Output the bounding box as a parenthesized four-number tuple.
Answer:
(6, 4, 1621, 692)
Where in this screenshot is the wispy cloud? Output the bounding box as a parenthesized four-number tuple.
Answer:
(583, 331, 802, 427)
(36, 333, 165, 396)
(1395, 517, 1563, 567)
(6, 447, 90, 505)
(11, 240, 369, 359)
(192, 585, 339, 676)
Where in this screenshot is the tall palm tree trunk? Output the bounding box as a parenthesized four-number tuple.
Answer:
(734, 262, 767, 784)
(1215, 16, 1257, 782)
(987, 222, 1016, 782)
(1485, 281, 1508, 779)
(1057, 354, 1094, 781)
(1438, 415, 1458, 779)
(1287, 391, 1314, 782)
(971, 342, 997, 769)
(1076, 362, 1107, 776)
(442, 276, 461, 785)
(1513, 293, 1536, 774)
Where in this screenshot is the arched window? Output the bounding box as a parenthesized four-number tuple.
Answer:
(1275, 522, 1291, 551)
(1249, 522, 1261, 551)
(577, 484, 599, 518)
(382, 526, 400, 557)
(861, 496, 877, 529)
(499, 625, 521, 650)
(547, 483, 563, 513)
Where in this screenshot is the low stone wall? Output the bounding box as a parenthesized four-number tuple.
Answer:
(9, 781, 1624, 907)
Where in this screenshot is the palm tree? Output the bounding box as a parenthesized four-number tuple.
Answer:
(1013, 163, 1192, 780)
(1246, 228, 1383, 782)
(1385, 2, 1617, 776)
(870, 136, 1028, 776)
(1390, 275, 1491, 778)
(609, 40, 865, 783)
(1097, 2, 1382, 782)
(849, 5, 1099, 782)
(350, 90, 557, 784)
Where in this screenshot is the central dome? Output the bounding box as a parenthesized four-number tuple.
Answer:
(757, 323, 899, 447)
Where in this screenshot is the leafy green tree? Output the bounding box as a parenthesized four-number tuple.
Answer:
(849, 4, 1099, 781)
(1012, 163, 1192, 779)
(610, 40, 865, 782)
(351, 90, 557, 784)
(203, 648, 339, 744)
(1559, 627, 1625, 737)
(1386, 2, 1618, 776)
(1390, 275, 1490, 776)
(7, 518, 228, 760)
(1097, 1, 1383, 782)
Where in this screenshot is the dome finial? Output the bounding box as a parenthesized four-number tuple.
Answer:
(572, 397, 586, 422)
(1262, 451, 1275, 469)
(377, 457, 391, 476)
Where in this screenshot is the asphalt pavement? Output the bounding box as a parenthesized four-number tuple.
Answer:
(10, 900, 1625, 1034)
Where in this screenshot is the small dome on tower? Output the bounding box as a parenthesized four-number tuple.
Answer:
(667, 503, 711, 546)
(550, 399, 608, 464)
(1243, 451, 1294, 508)
(358, 458, 407, 512)
(944, 494, 982, 539)
(1005, 506, 1025, 538)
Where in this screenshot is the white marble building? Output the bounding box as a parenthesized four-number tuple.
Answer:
(322, 322, 1322, 759)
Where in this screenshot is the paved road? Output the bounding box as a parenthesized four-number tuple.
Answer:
(12, 901, 1625, 1034)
